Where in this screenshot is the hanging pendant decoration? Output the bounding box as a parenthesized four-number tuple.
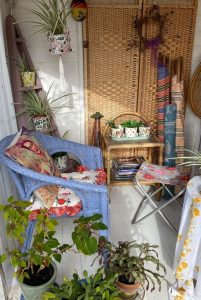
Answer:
(70, 0, 88, 22)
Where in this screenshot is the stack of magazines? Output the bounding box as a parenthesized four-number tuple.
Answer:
(112, 156, 145, 180)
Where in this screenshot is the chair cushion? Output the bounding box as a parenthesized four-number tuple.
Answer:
(27, 186, 82, 220)
(136, 162, 189, 185)
(4, 128, 61, 208)
(61, 167, 106, 185)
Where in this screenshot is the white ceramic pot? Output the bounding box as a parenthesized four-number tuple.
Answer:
(54, 154, 68, 170)
(125, 127, 138, 138)
(48, 32, 72, 55)
(111, 126, 124, 138)
(32, 116, 49, 132)
(139, 126, 151, 137)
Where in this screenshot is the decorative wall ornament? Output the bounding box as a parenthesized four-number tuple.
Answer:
(70, 0, 88, 21)
(128, 5, 170, 55)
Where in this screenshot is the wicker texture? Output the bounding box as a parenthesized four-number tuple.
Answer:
(84, 1, 197, 143)
(84, 6, 140, 143)
(0, 133, 109, 238)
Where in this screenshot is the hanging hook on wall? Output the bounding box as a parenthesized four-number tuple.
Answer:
(5, 0, 17, 16)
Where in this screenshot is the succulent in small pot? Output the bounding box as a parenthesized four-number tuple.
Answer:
(29, 0, 72, 54)
(106, 241, 166, 298)
(107, 119, 124, 138)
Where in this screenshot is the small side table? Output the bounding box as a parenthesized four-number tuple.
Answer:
(102, 135, 164, 186)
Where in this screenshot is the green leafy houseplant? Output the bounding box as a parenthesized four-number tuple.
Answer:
(29, 0, 71, 36)
(0, 197, 107, 299)
(121, 120, 142, 128)
(42, 269, 121, 300)
(106, 241, 166, 298)
(16, 54, 36, 87)
(170, 149, 201, 169)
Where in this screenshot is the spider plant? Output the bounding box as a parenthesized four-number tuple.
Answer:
(170, 149, 201, 168)
(15, 83, 72, 121)
(28, 0, 71, 36)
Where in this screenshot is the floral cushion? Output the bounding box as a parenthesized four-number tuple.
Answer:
(4, 128, 61, 208)
(61, 166, 106, 185)
(136, 162, 189, 185)
(27, 186, 82, 220)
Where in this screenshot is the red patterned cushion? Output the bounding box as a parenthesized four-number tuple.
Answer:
(5, 128, 61, 208)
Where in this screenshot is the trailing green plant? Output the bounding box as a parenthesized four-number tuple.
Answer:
(28, 0, 71, 36)
(106, 241, 166, 292)
(17, 53, 34, 72)
(0, 197, 107, 284)
(41, 269, 121, 300)
(15, 83, 72, 122)
(121, 120, 142, 128)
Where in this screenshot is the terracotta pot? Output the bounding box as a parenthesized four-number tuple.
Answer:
(32, 116, 49, 132)
(116, 280, 141, 299)
(48, 32, 72, 55)
(111, 125, 124, 139)
(21, 71, 35, 87)
(125, 127, 138, 138)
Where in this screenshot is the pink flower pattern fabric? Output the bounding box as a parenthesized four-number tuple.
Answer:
(136, 162, 189, 185)
(27, 167, 106, 220)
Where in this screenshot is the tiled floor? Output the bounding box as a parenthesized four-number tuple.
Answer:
(8, 184, 182, 300)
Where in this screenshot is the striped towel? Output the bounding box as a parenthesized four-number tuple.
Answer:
(171, 75, 185, 158)
(157, 66, 171, 142)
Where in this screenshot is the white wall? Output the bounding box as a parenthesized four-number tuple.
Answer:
(184, 0, 201, 150)
(11, 0, 85, 143)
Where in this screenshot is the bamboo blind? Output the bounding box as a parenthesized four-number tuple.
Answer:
(83, 1, 197, 143)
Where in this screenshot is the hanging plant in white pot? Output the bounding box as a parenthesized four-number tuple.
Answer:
(29, 0, 72, 55)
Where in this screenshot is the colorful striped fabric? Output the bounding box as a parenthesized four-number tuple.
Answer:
(157, 66, 171, 142)
(171, 75, 185, 158)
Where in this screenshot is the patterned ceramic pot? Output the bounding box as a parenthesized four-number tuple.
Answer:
(32, 116, 49, 132)
(139, 126, 151, 137)
(48, 32, 72, 55)
(125, 127, 138, 138)
(111, 125, 124, 138)
(54, 154, 68, 170)
(21, 71, 35, 87)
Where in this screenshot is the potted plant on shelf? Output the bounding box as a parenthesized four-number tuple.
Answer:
(17, 54, 36, 87)
(29, 0, 72, 54)
(106, 241, 166, 299)
(121, 120, 139, 138)
(106, 119, 124, 139)
(16, 84, 72, 132)
(138, 121, 151, 137)
(0, 197, 107, 300)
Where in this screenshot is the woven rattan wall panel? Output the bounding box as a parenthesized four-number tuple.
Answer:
(84, 1, 197, 143)
(137, 5, 196, 131)
(83, 6, 140, 144)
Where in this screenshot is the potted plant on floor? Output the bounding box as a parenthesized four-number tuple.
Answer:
(42, 269, 121, 300)
(0, 197, 107, 300)
(15, 84, 72, 132)
(29, 0, 72, 54)
(106, 241, 166, 299)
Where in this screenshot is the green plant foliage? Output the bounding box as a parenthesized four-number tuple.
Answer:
(41, 269, 121, 300)
(17, 53, 34, 72)
(72, 214, 107, 255)
(106, 241, 166, 292)
(15, 83, 72, 122)
(170, 149, 201, 169)
(121, 120, 144, 128)
(28, 0, 71, 36)
(106, 119, 118, 129)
